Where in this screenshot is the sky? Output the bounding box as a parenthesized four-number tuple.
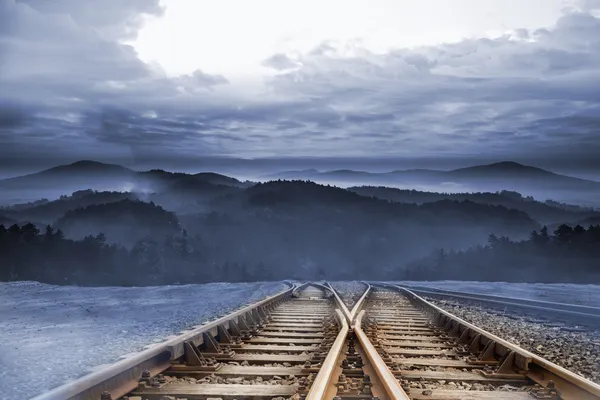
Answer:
(1, 0, 600, 175)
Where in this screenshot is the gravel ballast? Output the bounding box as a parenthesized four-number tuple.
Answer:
(429, 298, 600, 384)
(330, 281, 367, 309)
(402, 281, 600, 308)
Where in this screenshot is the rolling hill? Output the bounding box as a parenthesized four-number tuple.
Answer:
(0, 161, 247, 204)
(348, 186, 600, 225)
(267, 162, 600, 205)
(0, 160, 135, 189)
(54, 199, 180, 247)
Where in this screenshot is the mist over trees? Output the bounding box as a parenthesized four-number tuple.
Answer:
(1, 161, 600, 286)
(349, 187, 598, 225)
(2, 220, 600, 285)
(407, 225, 600, 283)
(54, 199, 180, 247)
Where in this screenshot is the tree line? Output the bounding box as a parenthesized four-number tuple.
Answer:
(3, 221, 600, 285)
(405, 224, 600, 282)
(0, 222, 293, 285)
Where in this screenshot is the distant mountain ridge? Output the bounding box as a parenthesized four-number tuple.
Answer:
(269, 161, 600, 184)
(266, 161, 600, 205)
(0, 160, 135, 187)
(0, 160, 245, 193)
(349, 186, 600, 225)
(54, 199, 180, 247)
(2, 160, 600, 207)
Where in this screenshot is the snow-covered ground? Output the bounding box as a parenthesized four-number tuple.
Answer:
(0, 281, 287, 400)
(399, 281, 600, 308)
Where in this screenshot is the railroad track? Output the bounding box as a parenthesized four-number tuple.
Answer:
(401, 285, 600, 329)
(32, 282, 600, 400)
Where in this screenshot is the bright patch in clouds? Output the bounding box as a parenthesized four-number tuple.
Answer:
(133, 0, 567, 79)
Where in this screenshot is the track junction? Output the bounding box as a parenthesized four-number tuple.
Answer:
(32, 282, 600, 400)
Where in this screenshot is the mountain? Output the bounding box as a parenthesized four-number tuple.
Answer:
(181, 180, 538, 280)
(447, 161, 552, 177)
(54, 199, 180, 247)
(268, 162, 600, 205)
(0, 161, 247, 204)
(262, 168, 321, 180)
(218, 180, 538, 233)
(1, 190, 139, 224)
(0, 160, 135, 188)
(271, 162, 600, 187)
(0, 161, 248, 190)
(444, 161, 600, 189)
(349, 187, 600, 225)
(170, 172, 246, 189)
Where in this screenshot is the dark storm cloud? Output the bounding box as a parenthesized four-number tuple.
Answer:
(0, 104, 25, 130)
(1, 0, 600, 169)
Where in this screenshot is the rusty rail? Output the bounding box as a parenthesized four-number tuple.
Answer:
(388, 284, 600, 400)
(32, 282, 302, 400)
(305, 309, 349, 400)
(354, 310, 411, 400)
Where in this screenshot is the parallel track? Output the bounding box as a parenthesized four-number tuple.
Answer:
(362, 284, 600, 400)
(401, 285, 600, 328)
(31, 282, 600, 400)
(130, 285, 337, 399)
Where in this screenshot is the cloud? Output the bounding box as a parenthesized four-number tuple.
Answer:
(0, 103, 25, 130)
(173, 69, 229, 91)
(259, 6, 600, 159)
(16, 0, 164, 40)
(262, 54, 300, 71)
(0, 0, 600, 170)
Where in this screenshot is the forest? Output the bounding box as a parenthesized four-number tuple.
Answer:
(2, 220, 600, 285)
(406, 224, 600, 283)
(2, 159, 600, 285)
(1, 174, 600, 285)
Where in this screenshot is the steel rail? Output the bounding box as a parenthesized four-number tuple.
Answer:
(326, 282, 410, 399)
(387, 284, 600, 400)
(404, 285, 600, 314)
(354, 310, 411, 400)
(404, 286, 600, 323)
(32, 281, 302, 400)
(325, 281, 371, 324)
(305, 309, 349, 400)
(350, 281, 371, 322)
(325, 282, 353, 324)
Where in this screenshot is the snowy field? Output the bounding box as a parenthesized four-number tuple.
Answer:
(0, 281, 287, 400)
(399, 281, 600, 308)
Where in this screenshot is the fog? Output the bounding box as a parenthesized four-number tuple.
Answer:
(1, 160, 599, 286)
